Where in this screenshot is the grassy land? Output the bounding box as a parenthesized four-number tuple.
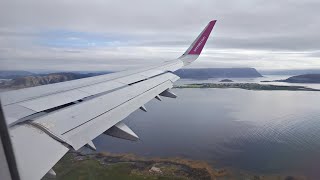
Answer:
(49, 153, 203, 180)
(174, 83, 320, 91)
(43, 152, 307, 180)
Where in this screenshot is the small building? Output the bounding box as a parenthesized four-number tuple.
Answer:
(149, 166, 162, 174)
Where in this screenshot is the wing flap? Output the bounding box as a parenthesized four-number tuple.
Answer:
(3, 105, 36, 126)
(0, 62, 181, 107)
(139, 69, 165, 77)
(63, 80, 173, 149)
(10, 124, 68, 180)
(115, 74, 148, 84)
(77, 81, 125, 95)
(2, 67, 182, 128)
(16, 81, 126, 113)
(29, 73, 178, 149)
(18, 89, 90, 112)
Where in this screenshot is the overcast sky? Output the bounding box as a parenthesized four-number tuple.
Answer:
(1, 0, 320, 72)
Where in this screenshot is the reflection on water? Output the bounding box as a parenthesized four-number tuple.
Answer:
(95, 81, 320, 179)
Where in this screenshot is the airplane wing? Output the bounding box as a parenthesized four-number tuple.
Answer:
(0, 20, 217, 180)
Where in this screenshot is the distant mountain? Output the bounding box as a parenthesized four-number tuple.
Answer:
(0, 72, 110, 89)
(0, 68, 263, 90)
(260, 69, 320, 76)
(174, 68, 262, 79)
(219, 79, 234, 82)
(0, 70, 35, 79)
(276, 74, 320, 83)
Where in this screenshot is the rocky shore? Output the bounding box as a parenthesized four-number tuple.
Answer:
(47, 151, 306, 180)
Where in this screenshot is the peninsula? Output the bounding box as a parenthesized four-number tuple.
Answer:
(175, 83, 319, 91)
(262, 74, 320, 84)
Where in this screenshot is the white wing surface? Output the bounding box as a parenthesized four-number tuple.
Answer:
(0, 20, 217, 180)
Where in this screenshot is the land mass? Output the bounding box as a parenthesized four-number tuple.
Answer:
(0, 72, 109, 90)
(175, 83, 319, 91)
(0, 68, 262, 90)
(260, 69, 320, 76)
(174, 68, 262, 79)
(262, 74, 320, 84)
(219, 79, 233, 82)
(1, 72, 319, 93)
(45, 151, 305, 180)
(0, 70, 35, 79)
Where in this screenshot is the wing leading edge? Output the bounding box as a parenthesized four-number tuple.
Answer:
(0, 20, 217, 180)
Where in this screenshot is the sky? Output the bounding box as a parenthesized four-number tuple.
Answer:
(1, 0, 320, 72)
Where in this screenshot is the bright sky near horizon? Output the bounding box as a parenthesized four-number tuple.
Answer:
(1, 0, 320, 72)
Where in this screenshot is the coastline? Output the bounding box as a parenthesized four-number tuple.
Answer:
(49, 151, 306, 180)
(174, 83, 320, 91)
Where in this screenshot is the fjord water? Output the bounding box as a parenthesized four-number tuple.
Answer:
(95, 82, 320, 178)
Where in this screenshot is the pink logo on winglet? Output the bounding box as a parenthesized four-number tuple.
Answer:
(188, 20, 216, 55)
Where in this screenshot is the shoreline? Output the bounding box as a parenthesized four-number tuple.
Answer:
(50, 151, 306, 180)
(174, 83, 320, 91)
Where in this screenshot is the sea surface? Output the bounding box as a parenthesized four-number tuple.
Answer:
(94, 76, 320, 179)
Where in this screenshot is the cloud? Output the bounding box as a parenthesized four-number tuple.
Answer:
(0, 0, 320, 71)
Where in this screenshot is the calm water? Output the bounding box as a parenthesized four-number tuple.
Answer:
(94, 79, 320, 178)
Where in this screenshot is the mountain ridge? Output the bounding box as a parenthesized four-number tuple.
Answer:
(0, 72, 108, 89)
(174, 68, 263, 79)
(0, 68, 263, 90)
(276, 74, 320, 83)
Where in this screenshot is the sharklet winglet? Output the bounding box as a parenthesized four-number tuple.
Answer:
(179, 20, 217, 65)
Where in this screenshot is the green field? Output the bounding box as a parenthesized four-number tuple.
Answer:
(49, 154, 191, 180)
(42, 152, 306, 180)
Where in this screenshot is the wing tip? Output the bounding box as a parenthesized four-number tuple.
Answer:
(179, 20, 217, 65)
(210, 20, 217, 24)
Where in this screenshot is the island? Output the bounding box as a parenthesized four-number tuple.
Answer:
(174, 83, 320, 91)
(46, 151, 306, 180)
(219, 79, 233, 82)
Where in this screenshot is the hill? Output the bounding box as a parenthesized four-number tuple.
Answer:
(174, 68, 262, 79)
(260, 69, 320, 75)
(277, 74, 320, 83)
(0, 68, 263, 90)
(0, 70, 35, 79)
(0, 72, 107, 89)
